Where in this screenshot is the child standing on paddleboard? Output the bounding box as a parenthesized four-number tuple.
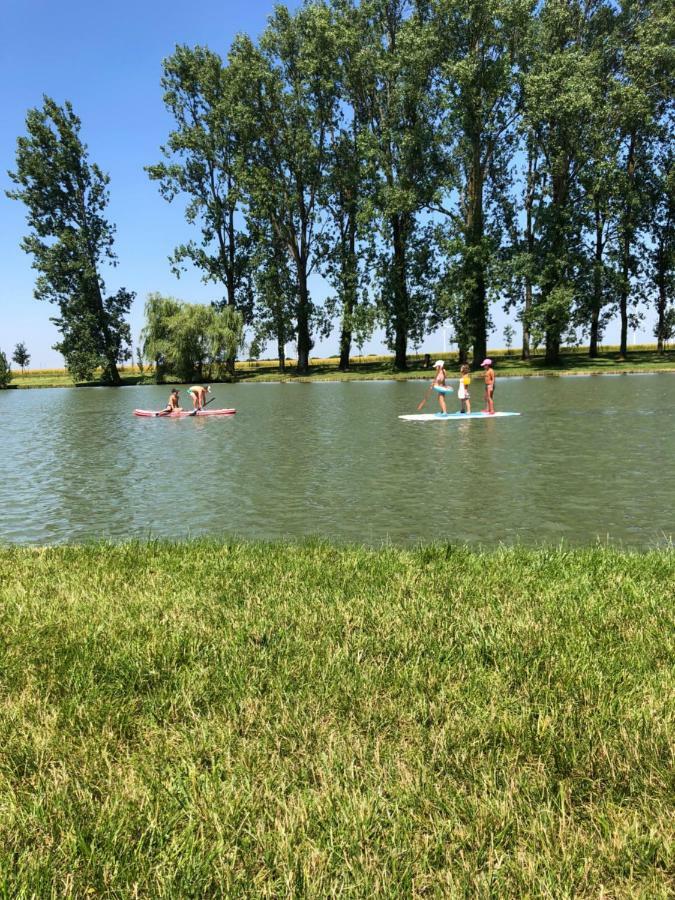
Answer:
(458, 364, 471, 414)
(481, 359, 495, 414)
(432, 360, 453, 415)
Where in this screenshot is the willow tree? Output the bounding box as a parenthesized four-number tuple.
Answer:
(141, 292, 182, 382)
(228, 4, 340, 374)
(7, 97, 133, 384)
(141, 293, 243, 382)
(147, 46, 253, 375)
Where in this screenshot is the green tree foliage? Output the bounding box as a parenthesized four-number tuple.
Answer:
(570, 3, 622, 357)
(610, 0, 674, 356)
(147, 46, 253, 374)
(228, 4, 340, 374)
(248, 222, 297, 371)
(319, 1, 378, 370)
(133, 0, 672, 369)
(140, 293, 244, 383)
(520, 0, 610, 364)
(348, 0, 440, 370)
(503, 324, 515, 354)
(650, 149, 674, 353)
(319, 121, 371, 371)
(7, 97, 133, 384)
(432, 0, 529, 366)
(12, 342, 30, 373)
(0, 351, 11, 388)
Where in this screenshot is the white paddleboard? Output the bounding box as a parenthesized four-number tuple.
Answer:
(399, 411, 520, 421)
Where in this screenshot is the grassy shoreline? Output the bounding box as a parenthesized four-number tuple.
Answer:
(1, 540, 672, 895)
(6, 345, 675, 388)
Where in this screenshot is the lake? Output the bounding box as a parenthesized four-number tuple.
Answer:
(1, 374, 673, 548)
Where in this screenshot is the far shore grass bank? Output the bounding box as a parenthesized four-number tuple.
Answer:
(0, 540, 672, 895)
(7, 344, 675, 388)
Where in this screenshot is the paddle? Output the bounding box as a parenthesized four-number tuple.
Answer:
(417, 384, 434, 411)
(187, 396, 215, 417)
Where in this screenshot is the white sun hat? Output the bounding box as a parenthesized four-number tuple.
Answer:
(433, 360, 445, 368)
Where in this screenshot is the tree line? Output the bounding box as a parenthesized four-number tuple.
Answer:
(8, 0, 674, 382)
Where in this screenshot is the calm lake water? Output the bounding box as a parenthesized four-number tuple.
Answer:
(1, 375, 673, 548)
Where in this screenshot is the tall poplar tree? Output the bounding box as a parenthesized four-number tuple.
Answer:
(349, 0, 440, 370)
(229, 3, 340, 374)
(147, 45, 253, 374)
(318, 3, 376, 370)
(7, 97, 133, 384)
(575, 5, 621, 357)
(611, 0, 673, 356)
(248, 219, 297, 370)
(320, 125, 370, 370)
(650, 149, 674, 353)
(432, 0, 529, 366)
(521, 0, 608, 363)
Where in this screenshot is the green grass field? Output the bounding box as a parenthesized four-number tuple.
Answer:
(6, 345, 675, 388)
(1, 541, 672, 896)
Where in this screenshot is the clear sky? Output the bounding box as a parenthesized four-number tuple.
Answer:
(1, 0, 656, 369)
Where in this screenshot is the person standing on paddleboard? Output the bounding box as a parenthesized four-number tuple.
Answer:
(188, 384, 211, 411)
(458, 364, 471, 414)
(432, 360, 452, 415)
(481, 359, 495, 414)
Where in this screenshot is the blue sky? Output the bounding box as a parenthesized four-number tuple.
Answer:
(1, 0, 656, 368)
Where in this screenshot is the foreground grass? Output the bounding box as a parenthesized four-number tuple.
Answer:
(0, 541, 673, 897)
(8, 345, 675, 388)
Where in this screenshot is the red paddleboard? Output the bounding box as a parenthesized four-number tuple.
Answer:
(133, 408, 236, 418)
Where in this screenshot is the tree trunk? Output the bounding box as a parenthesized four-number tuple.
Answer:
(93, 281, 121, 385)
(338, 325, 352, 372)
(544, 331, 560, 364)
(466, 135, 487, 367)
(391, 215, 408, 370)
(522, 280, 532, 361)
(589, 309, 600, 357)
(225, 202, 237, 376)
(655, 238, 666, 354)
(619, 134, 637, 359)
(296, 258, 311, 374)
(589, 199, 603, 358)
(619, 227, 630, 358)
(338, 206, 357, 372)
(522, 144, 536, 360)
(542, 168, 569, 366)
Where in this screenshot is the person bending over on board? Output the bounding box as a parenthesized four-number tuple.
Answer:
(458, 364, 471, 414)
(188, 384, 211, 411)
(432, 360, 452, 415)
(481, 359, 495, 414)
(163, 388, 181, 414)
